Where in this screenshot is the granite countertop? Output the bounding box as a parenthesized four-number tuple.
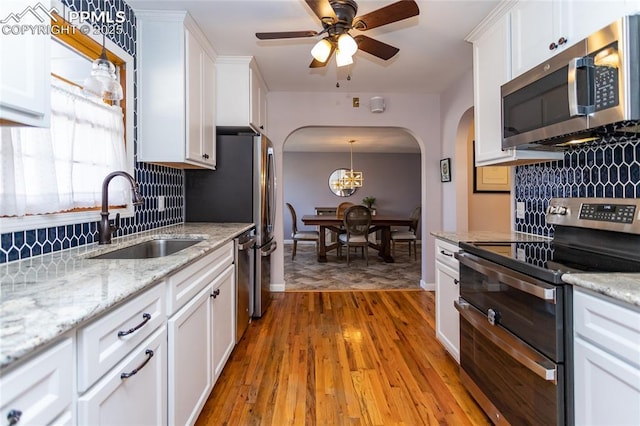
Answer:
(0, 222, 253, 371)
(431, 230, 640, 309)
(431, 230, 551, 244)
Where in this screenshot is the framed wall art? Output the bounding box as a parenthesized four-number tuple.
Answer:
(472, 141, 510, 192)
(440, 158, 451, 182)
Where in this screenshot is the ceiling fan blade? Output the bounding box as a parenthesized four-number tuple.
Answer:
(256, 30, 318, 40)
(352, 0, 419, 31)
(305, 0, 337, 24)
(353, 35, 399, 60)
(309, 44, 335, 68)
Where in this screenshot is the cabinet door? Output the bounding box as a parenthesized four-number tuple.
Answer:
(510, 0, 571, 78)
(572, 1, 638, 43)
(0, 337, 73, 426)
(78, 326, 167, 426)
(250, 67, 261, 132)
(211, 264, 236, 381)
(574, 337, 640, 425)
(473, 14, 515, 165)
(0, 0, 50, 127)
(168, 285, 213, 426)
(202, 51, 216, 167)
(435, 261, 460, 363)
(186, 28, 204, 165)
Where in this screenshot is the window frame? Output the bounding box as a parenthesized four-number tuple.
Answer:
(0, 5, 135, 234)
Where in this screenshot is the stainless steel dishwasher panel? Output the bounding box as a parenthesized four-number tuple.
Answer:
(235, 229, 255, 343)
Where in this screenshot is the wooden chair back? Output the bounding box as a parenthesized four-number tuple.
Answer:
(336, 202, 355, 219)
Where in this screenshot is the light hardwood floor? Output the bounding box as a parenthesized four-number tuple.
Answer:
(196, 290, 489, 425)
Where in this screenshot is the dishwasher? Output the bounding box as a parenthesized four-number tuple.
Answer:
(235, 229, 255, 343)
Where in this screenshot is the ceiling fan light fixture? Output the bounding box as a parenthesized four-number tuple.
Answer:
(311, 38, 333, 62)
(337, 33, 358, 56)
(336, 48, 354, 67)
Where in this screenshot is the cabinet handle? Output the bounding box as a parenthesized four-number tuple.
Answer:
(120, 349, 154, 379)
(454, 279, 459, 285)
(117, 313, 151, 337)
(210, 288, 221, 299)
(557, 36, 567, 46)
(7, 409, 22, 425)
(548, 41, 558, 50)
(202, 153, 209, 159)
(259, 125, 264, 130)
(439, 250, 453, 257)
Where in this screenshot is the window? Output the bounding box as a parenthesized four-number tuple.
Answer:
(0, 13, 134, 233)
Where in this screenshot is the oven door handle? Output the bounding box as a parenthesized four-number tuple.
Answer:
(455, 299, 557, 383)
(456, 252, 556, 303)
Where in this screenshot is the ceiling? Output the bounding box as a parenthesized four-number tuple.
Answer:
(125, 0, 500, 152)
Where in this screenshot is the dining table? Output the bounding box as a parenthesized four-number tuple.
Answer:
(301, 214, 414, 263)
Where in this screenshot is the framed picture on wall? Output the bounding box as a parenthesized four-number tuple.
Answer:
(440, 158, 451, 182)
(472, 141, 510, 192)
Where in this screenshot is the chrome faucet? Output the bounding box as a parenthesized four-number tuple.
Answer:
(98, 171, 144, 245)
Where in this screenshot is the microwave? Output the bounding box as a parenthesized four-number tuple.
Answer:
(501, 15, 640, 151)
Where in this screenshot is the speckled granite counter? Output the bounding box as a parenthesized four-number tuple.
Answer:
(430, 230, 551, 245)
(562, 273, 640, 309)
(0, 222, 253, 371)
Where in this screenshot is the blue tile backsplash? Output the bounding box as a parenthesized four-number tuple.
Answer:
(515, 134, 640, 237)
(0, 0, 184, 264)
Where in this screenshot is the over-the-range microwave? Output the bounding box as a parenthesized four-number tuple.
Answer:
(501, 15, 640, 151)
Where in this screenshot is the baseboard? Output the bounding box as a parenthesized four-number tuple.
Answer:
(421, 280, 435, 291)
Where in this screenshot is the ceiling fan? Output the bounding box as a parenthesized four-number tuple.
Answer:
(255, 0, 420, 68)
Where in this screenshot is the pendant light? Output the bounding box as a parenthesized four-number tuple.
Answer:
(83, 33, 123, 101)
(340, 139, 363, 188)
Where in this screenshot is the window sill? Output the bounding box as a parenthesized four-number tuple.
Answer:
(0, 206, 134, 234)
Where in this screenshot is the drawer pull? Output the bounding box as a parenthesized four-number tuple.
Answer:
(439, 250, 453, 257)
(454, 279, 459, 285)
(7, 409, 22, 425)
(210, 288, 221, 299)
(120, 349, 154, 379)
(117, 313, 152, 337)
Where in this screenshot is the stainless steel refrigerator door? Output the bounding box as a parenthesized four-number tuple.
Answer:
(254, 135, 276, 247)
(235, 230, 255, 342)
(254, 240, 276, 318)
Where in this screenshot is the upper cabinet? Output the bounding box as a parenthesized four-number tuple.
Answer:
(136, 11, 217, 169)
(511, 0, 640, 79)
(216, 56, 268, 135)
(0, 0, 50, 127)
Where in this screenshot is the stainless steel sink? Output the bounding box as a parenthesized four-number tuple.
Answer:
(89, 238, 203, 260)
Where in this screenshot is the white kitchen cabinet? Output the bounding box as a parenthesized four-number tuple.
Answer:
(0, 0, 50, 127)
(77, 326, 167, 426)
(77, 283, 165, 393)
(468, 10, 563, 166)
(166, 241, 236, 425)
(0, 337, 74, 426)
(168, 284, 213, 426)
(136, 11, 216, 169)
(434, 239, 460, 363)
(510, 0, 572, 78)
(216, 56, 268, 134)
(211, 264, 236, 381)
(573, 288, 640, 425)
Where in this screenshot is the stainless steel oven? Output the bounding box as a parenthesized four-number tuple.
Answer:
(456, 197, 640, 425)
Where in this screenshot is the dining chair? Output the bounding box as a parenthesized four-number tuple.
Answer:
(391, 205, 421, 260)
(286, 202, 319, 260)
(334, 202, 355, 257)
(338, 205, 372, 265)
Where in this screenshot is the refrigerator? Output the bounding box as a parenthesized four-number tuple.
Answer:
(184, 132, 276, 318)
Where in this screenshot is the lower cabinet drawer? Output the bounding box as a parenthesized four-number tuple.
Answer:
(435, 238, 459, 270)
(0, 337, 74, 426)
(77, 326, 168, 426)
(77, 283, 165, 392)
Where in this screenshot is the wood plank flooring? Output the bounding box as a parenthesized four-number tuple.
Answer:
(196, 291, 489, 425)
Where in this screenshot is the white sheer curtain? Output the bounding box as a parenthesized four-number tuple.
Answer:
(0, 81, 127, 217)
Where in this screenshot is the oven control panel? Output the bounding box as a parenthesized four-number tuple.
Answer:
(579, 203, 636, 223)
(547, 197, 640, 234)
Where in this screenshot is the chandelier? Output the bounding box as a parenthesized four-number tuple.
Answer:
(340, 139, 363, 189)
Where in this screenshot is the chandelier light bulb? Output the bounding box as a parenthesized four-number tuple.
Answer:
(337, 33, 358, 57)
(336, 48, 353, 67)
(311, 38, 332, 62)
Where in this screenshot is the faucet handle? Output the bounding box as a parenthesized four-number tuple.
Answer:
(112, 213, 121, 234)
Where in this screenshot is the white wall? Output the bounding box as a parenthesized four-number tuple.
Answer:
(267, 91, 441, 290)
(439, 69, 474, 232)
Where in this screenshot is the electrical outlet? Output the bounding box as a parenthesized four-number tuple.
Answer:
(516, 248, 526, 260)
(158, 195, 165, 212)
(516, 202, 525, 219)
(352, 97, 360, 107)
